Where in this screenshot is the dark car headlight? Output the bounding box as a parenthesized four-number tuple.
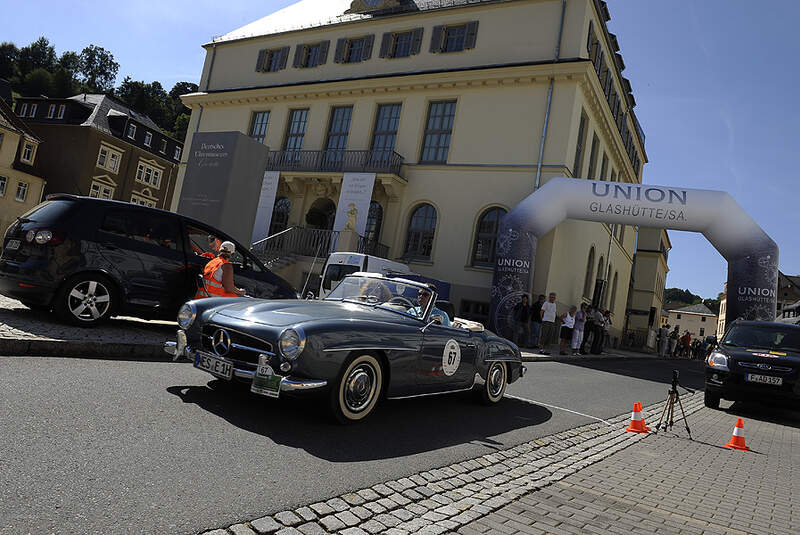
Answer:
(707, 351, 729, 371)
(279, 327, 306, 360)
(177, 302, 197, 329)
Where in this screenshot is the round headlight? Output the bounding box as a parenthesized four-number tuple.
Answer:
(177, 302, 196, 329)
(279, 328, 306, 360)
(707, 351, 729, 371)
(25, 230, 35, 242)
(35, 230, 53, 244)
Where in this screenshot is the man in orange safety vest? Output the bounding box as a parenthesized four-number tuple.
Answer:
(195, 241, 247, 298)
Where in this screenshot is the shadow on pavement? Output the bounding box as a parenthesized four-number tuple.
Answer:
(166, 382, 552, 462)
(558, 358, 706, 391)
(722, 400, 800, 429)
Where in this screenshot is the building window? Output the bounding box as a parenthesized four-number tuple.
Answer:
(136, 161, 163, 188)
(403, 203, 437, 261)
(130, 194, 156, 208)
(89, 181, 115, 200)
(294, 42, 329, 68)
(283, 109, 309, 152)
(249, 111, 270, 144)
(323, 106, 353, 168)
(573, 113, 587, 177)
(471, 207, 506, 267)
(618, 225, 625, 245)
(47, 104, 56, 119)
(420, 100, 456, 164)
(365, 201, 383, 243)
(97, 145, 122, 173)
(21, 143, 34, 164)
(57, 104, 66, 119)
(431, 22, 479, 53)
(600, 153, 608, 180)
(269, 197, 291, 236)
(18, 103, 27, 116)
(127, 123, 137, 139)
(583, 247, 595, 299)
(701, 316, 706, 322)
(380, 29, 423, 59)
(587, 134, 599, 179)
(15, 181, 28, 202)
(173, 146, 181, 160)
(0, 175, 6, 196)
(370, 103, 402, 162)
(159, 139, 167, 154)
(610, 272, 619, 310)
(144, 132, 152, 147)
(256, 47, 289, 72)
(337, 35, 374, 64)
(0, 132, 3, 150)
(700, 327, 705, 337)
(676, 314, 681, 319)
(28, 104, 37, 117)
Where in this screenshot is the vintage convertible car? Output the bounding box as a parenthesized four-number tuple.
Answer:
(165, 273, 525, 423)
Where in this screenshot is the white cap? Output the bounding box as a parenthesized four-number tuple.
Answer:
(219, 241, 236, 254)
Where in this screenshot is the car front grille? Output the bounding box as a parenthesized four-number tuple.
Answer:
(738, 361, 793, 374)
(201, 324, 274, 365)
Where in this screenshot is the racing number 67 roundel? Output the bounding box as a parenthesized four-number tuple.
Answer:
(442, 339, 461, 376)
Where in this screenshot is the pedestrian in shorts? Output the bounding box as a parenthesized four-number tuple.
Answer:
(539, 292, 558, 355)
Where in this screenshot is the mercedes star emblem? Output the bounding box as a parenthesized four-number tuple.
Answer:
(212, 329, 231, 356)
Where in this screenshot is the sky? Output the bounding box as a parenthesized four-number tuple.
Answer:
(5, 1, 798, 299)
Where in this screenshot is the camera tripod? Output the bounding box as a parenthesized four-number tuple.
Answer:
(654, 370, 692, 439)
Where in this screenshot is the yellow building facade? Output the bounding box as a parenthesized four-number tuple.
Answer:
(0, 99, 46, 235)
(627, 227, 671, 345)
(175, 0, 647, 339)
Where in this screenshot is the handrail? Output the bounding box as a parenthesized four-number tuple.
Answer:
(266, 149, 404, 176)
(251, 226, 299, 250)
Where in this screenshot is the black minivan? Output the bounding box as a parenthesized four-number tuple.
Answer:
(0, 195, 297, 326)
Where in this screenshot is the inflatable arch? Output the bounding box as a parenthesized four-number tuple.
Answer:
(489, 177, 779, 339)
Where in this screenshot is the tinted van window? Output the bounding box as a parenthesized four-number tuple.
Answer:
(100, 209, 181, 251)
(20, 200, 76, 223)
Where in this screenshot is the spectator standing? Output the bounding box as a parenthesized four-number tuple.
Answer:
(539, 292, 558, 355)
(590, 307, 605, 354)
(572, 303, 587, 356)
(529, 294, 545, 349)
(512, 295, 532, 348)
(668, 325, 679, 357)
(559, 306, 577, 355)
(600, 310, 612, 353)
(658, 324, 670, 357)
(580, 306, 594, 354)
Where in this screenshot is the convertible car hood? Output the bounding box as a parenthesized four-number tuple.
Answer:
(214, 299, 409, 327)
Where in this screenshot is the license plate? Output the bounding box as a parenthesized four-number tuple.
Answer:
(5, 239, 20, 250)
(251, 356, 281, 398)
(194, 351, 233, 380)
(745, 373, 782, 386)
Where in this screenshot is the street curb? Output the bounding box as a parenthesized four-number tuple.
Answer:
(521, 353, 679, 363)
(0, 338, 168, 360)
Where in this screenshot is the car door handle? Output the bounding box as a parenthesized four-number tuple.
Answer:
(466, 343, 477, 348)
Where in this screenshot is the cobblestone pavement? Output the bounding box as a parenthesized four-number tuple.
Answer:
(0, 294, 174, 354)
(198, 393, 712, 535)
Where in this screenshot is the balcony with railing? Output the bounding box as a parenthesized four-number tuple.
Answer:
(266, 149, 404, 176)
(356, 235, 390, 259)
(251, 226, 340, 267)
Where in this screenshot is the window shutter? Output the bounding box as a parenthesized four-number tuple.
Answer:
(319, 40, 330, 64)
(379, 32, 392, 58)
(293, 44, 304, 68)
(464, 21, 479, 49)
(362, 34, 375, 60)
(430, 25, 444, 53)
(410, 27, 424, 55)
(255, 49, 267, 72)
(279, 46, 290, 70)
(334, 38, 347, 63)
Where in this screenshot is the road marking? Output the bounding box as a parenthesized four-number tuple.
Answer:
(504, 393, 613, 426)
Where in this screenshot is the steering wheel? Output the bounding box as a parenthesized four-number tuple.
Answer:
(387, 296, 415, 309)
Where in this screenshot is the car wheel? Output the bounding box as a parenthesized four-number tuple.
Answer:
(329, 353, 383, 424)
(479, 361, 508, 405)
(704, 390, 721, 410)
(54, 274, 116, 326)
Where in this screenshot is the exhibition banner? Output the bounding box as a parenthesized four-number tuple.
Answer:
(251, 171, 281, 243)
(332, 172, 376, 236)
(489, 177, 779, 338)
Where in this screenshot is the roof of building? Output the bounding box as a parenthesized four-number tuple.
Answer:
(780, 272, 800, 290)
(213, 0, 509, 43)
(668, 303, 717, 316)
(68, 93, 163, 136)
(0, 98, 41, 143)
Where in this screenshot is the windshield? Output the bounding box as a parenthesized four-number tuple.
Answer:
(325, 275, 432, 319)
(722, 324, 800, 353)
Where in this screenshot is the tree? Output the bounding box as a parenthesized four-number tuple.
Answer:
(52, 67, 76, 97)
(115, 77, 171, 129)
(78, 44, 119, 92)
(0, 42, 19, 81)
(21, 68, 54, 97)
(171, 112, 191, 143)
(58, 51, 80, 74)
(17, 37, 57, 78)
(168, 81, 198, 102)
(167, 81, 198, 137)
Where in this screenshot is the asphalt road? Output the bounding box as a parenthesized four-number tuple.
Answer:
(0, 355, 705, 535)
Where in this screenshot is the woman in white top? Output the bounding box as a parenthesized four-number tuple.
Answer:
(559, 306, 577, 355)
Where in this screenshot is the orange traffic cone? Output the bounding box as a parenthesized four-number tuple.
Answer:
(724, 418, 751, 451)
(625, 402, 651, 433)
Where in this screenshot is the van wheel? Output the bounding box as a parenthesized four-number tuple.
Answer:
(55, 274, 117, 327)
(329, 353, 383, 424)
